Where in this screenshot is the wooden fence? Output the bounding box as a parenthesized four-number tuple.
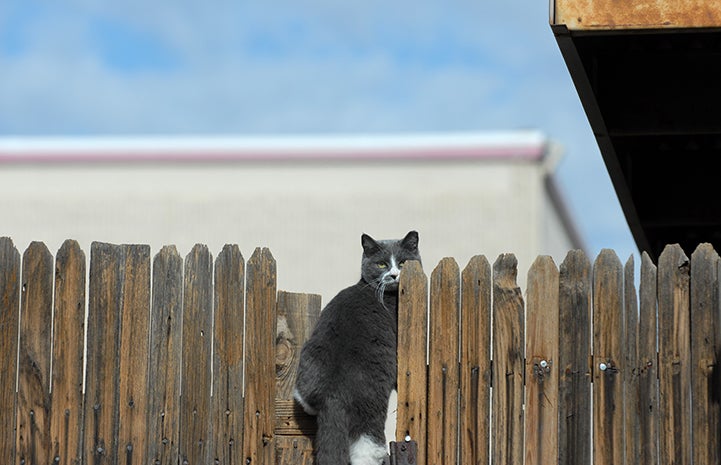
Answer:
(0, 237, 719, 465)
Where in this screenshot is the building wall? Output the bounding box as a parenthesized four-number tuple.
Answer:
(0, 156, 580, 300)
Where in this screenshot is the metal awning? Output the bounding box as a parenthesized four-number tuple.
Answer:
(551, 0, 721, 259)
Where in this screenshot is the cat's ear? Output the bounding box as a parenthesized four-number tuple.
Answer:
(361, 233, 381, 256)
(401, 230, 419, 252)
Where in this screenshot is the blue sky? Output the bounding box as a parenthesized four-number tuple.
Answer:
(0, 0, 638, 260)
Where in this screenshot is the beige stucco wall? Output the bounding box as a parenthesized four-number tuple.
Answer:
(0, 158, 578, 300)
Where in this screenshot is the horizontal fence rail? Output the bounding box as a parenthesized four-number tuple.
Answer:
(0, 237, 719, 465)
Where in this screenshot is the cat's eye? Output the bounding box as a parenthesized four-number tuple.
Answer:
(377, 262, 387, 269)
(399, 261, 406, 268)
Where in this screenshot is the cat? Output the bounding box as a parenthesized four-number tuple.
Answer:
(294, 231, 421, 465)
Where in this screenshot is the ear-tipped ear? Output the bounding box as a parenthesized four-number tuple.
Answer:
(401, 230, 419, 251)
(361, 233, 381, 255)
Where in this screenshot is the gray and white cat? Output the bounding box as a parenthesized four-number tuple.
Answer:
(294, 231, 421, 465)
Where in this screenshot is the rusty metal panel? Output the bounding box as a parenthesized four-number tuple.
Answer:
(552, 0, 721, 30)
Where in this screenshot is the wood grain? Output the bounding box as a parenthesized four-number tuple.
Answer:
(624, 255, 640, 465)
(524, 256, 559, 465)
(275, 291, 321, 401)
(212, 244, 245, 465)
(427, 258, 460, 465)
(689, 243, 720, 464)
(179, 244, 213, 465)
(638, 252, 658, 465)
(0, 238, 20, 464)
(117, 245, 151, 465)
(275, 291, 321, 464)
(242, 248, 277, 465)
(492, 254, 524, 465)
(16, 242, 54, 465)
(558, 250, 591, 465)
(396, 260, 428, 465)
(459, 256, 490, 465)
(51, 240, 86, 465)
(658, 244, 691, 465)
(84, 242, 124, 465)
(592, 249, 625, 465)
(147, 246, 183, 465)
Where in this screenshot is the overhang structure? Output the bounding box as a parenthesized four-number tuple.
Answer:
(551, 0, 721, 259)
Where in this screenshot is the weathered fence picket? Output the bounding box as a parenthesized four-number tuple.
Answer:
(180, 244, 213, 465)
(17, 242, 53, 465)
(658, 244, 692, 465)
(557, 250, 591, 465)
(0, 238, 20, 464)
(396, 260, 427, 465)
(592, 249, 625, 465)
(459, 255, 490, 465)
(427, 258, 460, 465)
(624, 255, 640, 465)
(4, 237, 721, 465)
(242, 248, 277, 465)
(492, 254, 524, 465)
(212, 244, 245, 465)
(51, 240, 86, 465)
(637, 252, 658, 465)
(689, 244, 720, 464)
(525, 255, 559, 465)
(147, 245, 182, 465)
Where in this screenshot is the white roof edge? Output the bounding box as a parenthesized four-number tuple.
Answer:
(0, 130, 548, 162)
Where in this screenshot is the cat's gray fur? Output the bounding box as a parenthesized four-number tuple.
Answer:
(294, 231, 421, 465)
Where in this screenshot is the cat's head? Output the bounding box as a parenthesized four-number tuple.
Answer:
(360, 230, 421, 294)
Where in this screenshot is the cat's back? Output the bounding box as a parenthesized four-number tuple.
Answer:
(313, 281, 380, 329)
